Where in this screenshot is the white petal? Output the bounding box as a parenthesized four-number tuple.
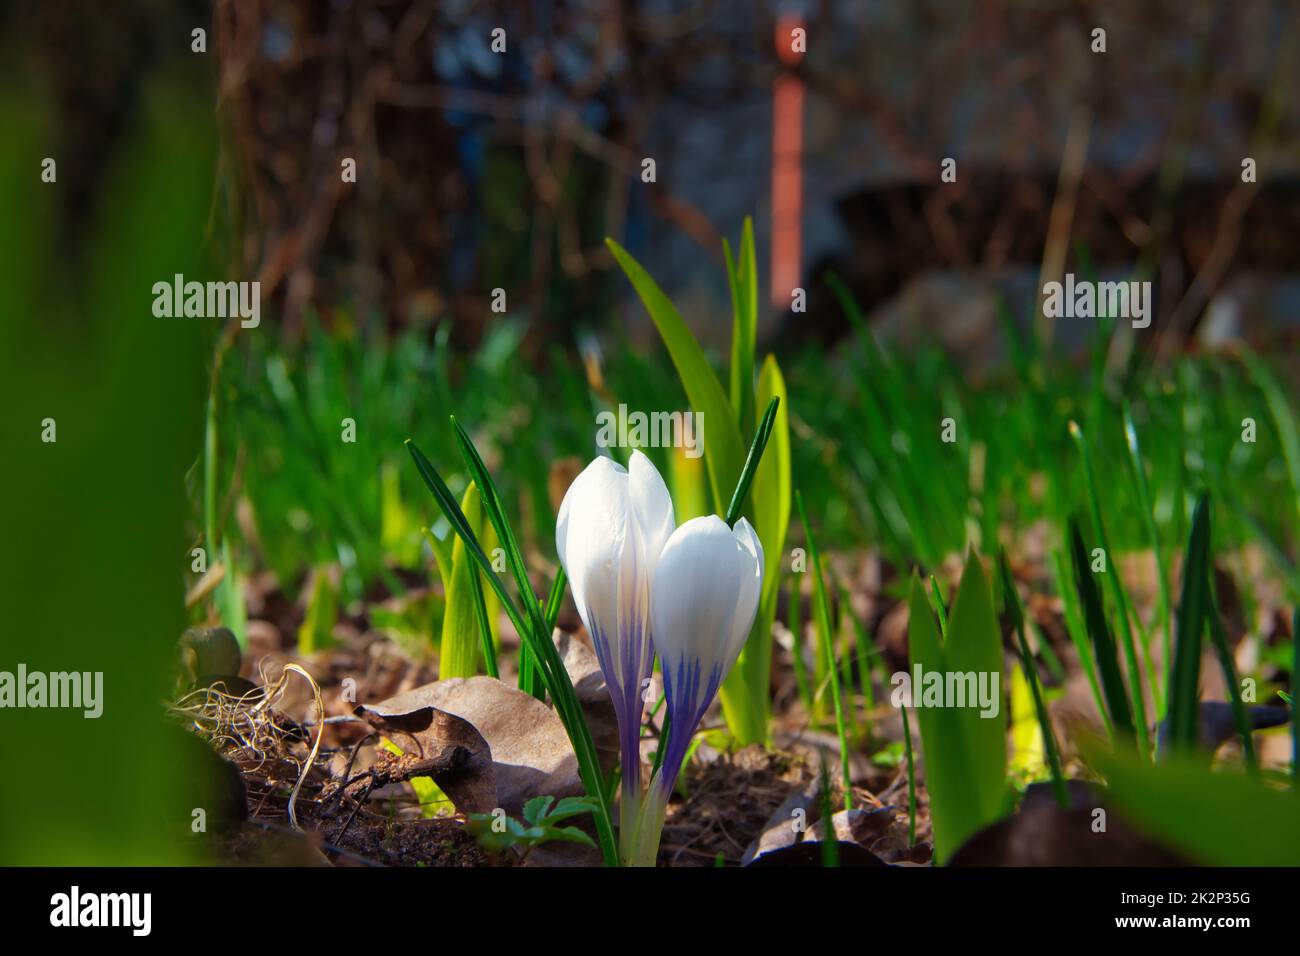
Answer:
(725, 517, 765, 663)
(651, 515, 765, 692)
(555, 456, 629, 642)
(556, 454, 623, 569)
(627, 450, 675, 567)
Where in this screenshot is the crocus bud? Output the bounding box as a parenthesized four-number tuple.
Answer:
(650, 515, 764, 792)
(556, 451, 675, 798)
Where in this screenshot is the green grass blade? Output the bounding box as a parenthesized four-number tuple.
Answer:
(817, 757, 840, 867)
(1070, 421, 1151, 754)
(524, 569, 568, 699)
(421, 527, 452, 583)
(998, 549, 1069, 806)
(928, 574, 949, 634)
(719, 390, 784, 743)
(1123, 404, 1172, 712)
(798, 490, 852, 809)
(746, 357, 791, 717)
(407, 435, 617, 864)
(841, 581, 876, 722)
(905, 562, 1007, 863)
(943, 553, 1009, 816)
(901, 703, 917, 846)
(788, 572, 814, 716)
(543, 566, 567, 631)
(297, 567, 338, 656)
(440, 482, 491, 679)
(1051, 547, 1111, 735)
(406, 440, 529, 641)
(451, 421, 550, 642)
(1068, 520, 1136, 739)
(468, 553, 498, 680)
(1242, 351, 1300, 530)
(203, 371, 218, 568)
(1167, 493, 1212, 755)
(724, 395, 779, 527)
(1204, 569, 1255, 771)
(450, 423, 617, 861)
(725, 218, 758, 438)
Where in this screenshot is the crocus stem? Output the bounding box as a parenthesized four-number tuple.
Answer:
(618, 778, 643, 866)
(616, 694, 647, 865)
(629, 771, 671, 867)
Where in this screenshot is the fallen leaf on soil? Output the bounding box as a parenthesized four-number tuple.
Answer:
(361, 676, 582, 817)
(740, 776, 820, 864)
(354, 695, 496, 814)
(808, 806, 889, 843)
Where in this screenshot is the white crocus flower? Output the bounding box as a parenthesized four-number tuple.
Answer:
(555, 451, 675, 817)
(627, 514, 763, 865)
(650, 514, 764, 786)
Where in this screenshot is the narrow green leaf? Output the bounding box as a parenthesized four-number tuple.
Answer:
(421, 526, 453, 593)
(928, 575, 949, 635)
(523, 569, 568, 700)
(841, 581, 876, 718)
(1069, 421, 1151, 754)
(203, 370, 218, 578)
(605, 238, 746, 509)
(788, 573, 814, 716)
(725, 395, 779, 527)
(1123, 405, 1173, 711)
(1090, 742, 1300, 865)
(1242, 351, 1300, 531)
(998, 549, 1068, 806)
(666, 444, 709, 523)
(901, 703, 917, 847)
(214, 540, 248, 649)
(906, 573, 995, 863)
(726, 218, 758, 438)
(719, 388, 787, 743)
(798, 490, 852, 809)
(297, 567, 337, 656)
(406, 440, 529, 642)
(1204, 569, 1255, 771)
(741, 358, 792, 726)
(904, 555, 1010, 861)
(451, 421, 551, 654)
(943, 553, 1009, 821)
(1292, 606, 1298, 780)
(406, 436, 617, 865)
(1069, 520, 1135, 739)
(1052, 546, 1111, 735)
(1167, 493, 1212, 754)
(752, 357, 790, 554)
(467, 548, 496, 678)
(817, 757, 839, 868)
(440, 482, 492, 679)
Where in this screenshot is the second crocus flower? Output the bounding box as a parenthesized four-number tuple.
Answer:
(629, 514, 764, 864)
